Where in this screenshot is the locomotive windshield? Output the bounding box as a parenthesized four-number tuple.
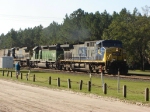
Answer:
(102, 40, 122, 48)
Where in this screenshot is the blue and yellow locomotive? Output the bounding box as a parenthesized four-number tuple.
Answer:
(60, 40, 128, 74)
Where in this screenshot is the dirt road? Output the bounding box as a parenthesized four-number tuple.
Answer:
(0, 79, 150, 112)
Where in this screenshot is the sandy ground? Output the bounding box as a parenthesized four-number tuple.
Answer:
(0, 79, 150, 112)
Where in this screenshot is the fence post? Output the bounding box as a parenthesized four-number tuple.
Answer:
(123, 85, 127, 98)
(57, 77, 60, 87)
(26, 73, 28, 81)
(49, 76, 51, 85)
(145, 88, 149, 101)
(103, 83, 107, 94)
(21, 73, 23, 79)
(117, 69, 120, 93)
(2, 70, 4, 76)
(79, 80, 83, 90)
(100, 66, 104, 91)
(68, 79, 71, 89)
(33, 74, 35, 82)
(7, 71, 9, 77)
(87, 81, 91, 92)
(16, 73, 18, 79)
(89, 73, 92, 82)
(10, 71, 12, 77)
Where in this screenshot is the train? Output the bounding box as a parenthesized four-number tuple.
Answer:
(0, 40, 128, 75)
(30, 39, 128, 74)
(0, 47, 30, 66)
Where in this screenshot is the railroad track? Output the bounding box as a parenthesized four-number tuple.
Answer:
(104, 74, 150, 81)
(27, 68, 150, 81)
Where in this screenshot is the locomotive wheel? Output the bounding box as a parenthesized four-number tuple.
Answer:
(67, 67, 71, 71)
(63, 67, 66, 71)
(120, 69, 128, 75)
(90, 69, 93, 73)
(96, 70, 99, 74)
(89, 65, 94, 73)
(107, 68, 113, 75)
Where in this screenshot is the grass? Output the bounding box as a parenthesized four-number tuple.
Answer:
(0, 69, 150, 105)
(128, 70, 150, 75)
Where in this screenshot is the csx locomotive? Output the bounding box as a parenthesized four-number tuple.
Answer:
(30, 40, 128, 75)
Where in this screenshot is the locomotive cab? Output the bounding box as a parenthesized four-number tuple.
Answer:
(95, 40, 128, 75)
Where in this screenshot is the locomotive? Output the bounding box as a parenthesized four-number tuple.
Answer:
(30, 45, 63, 68)
(30, 40, 128, 75)
(0, 47, 30, 66)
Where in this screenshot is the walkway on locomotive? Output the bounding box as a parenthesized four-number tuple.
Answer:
(62, 40, 124, 62)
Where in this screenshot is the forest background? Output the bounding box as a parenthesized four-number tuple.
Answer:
(0, 7, 150, 70)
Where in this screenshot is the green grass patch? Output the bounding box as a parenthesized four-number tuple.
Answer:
(0, 69, 150, 105)
(128, 70, 150, 75)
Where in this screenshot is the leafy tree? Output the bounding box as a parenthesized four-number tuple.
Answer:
(1, 7, 150, 70)
(102, 8, 150, 70)
(33, 25, 43, 45)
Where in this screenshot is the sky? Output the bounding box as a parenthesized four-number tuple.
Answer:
(0, 0, 149, 35)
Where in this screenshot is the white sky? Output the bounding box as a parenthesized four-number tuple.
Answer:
(0, 0, 149, 35)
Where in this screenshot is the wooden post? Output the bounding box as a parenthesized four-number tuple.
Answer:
(145, 88, 149, 101)
(57, 77, 60, 87)
(21, 73, 23, 79)
(49, 76, 51, 85)
(10, 71, 12, 77)
(26, 73, 28, 81)
(89, 73, 92, 82)
(100, 66, 104, 91)
(117, 69, 120, 93)
(123, 85, 127, 98)
(103, 83, 107, 94)
(16, 74, 18, 79)
(79, 80, 83, 90)
(7, 71, 9, 77)
(88, 81, 91, 92)
(2, 70, 4, 76)
(68, 79, 71, 89)
(33, 74, 35, 82)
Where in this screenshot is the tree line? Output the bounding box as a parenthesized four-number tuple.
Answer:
(0, 7, 150, 70)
